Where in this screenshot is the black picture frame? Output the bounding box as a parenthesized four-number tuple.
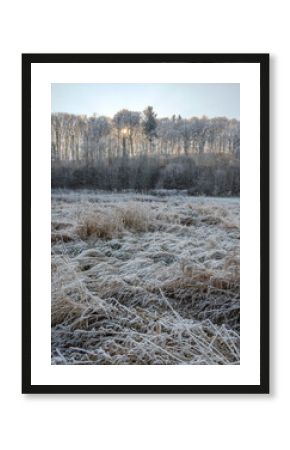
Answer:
(22, 53, 269, 394)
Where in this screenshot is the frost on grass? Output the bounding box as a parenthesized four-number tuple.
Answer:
(51, 190, 240, 365)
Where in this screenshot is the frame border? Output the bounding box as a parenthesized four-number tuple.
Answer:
(22, 53, 269, 394)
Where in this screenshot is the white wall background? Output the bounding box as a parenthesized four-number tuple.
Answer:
(0, 1, 286, 449)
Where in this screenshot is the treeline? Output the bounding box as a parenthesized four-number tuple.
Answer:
(51, 107, 240, 162)
(51, 154, 240, 196)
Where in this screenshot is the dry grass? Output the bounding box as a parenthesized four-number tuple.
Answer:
(74, 202, 151, 240)
(118, 203, 151, 232)
(51, 190, 240, 365)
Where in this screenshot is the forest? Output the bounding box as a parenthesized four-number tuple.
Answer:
(51, 107, 240, 195)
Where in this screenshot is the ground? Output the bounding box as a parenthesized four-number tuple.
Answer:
(51, 190, 240, 365)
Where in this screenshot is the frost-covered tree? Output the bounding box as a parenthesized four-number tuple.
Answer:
(51, 109, 240, 162)
(88, 115, 111, 161)
(113, 109, 141, 157)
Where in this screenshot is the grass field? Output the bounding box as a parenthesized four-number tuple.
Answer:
(51, 190, 240, 365)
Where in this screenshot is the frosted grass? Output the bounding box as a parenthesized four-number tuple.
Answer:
(51, 190, 240, 365)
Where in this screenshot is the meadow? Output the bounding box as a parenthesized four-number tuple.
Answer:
(51, 190, 240, 365)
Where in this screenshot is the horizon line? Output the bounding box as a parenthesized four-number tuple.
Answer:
(51, 111, 240, 121)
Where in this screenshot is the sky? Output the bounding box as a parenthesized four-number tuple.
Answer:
(51, 83, 240, 119)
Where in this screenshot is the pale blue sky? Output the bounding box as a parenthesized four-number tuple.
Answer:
(51, 83, 240, 119)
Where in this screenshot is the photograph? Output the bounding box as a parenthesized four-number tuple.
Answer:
(51, 83, 241, 366)
(22, 53, 269, 393)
